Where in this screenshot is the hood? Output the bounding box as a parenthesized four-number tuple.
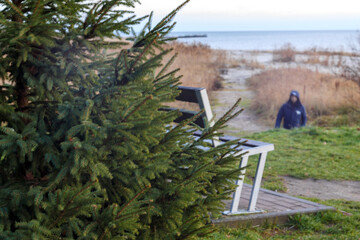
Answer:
(290, 90, 300, 99)
(288, 90, 302, 107)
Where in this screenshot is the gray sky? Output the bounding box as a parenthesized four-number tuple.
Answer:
(133, 0, 360, 31)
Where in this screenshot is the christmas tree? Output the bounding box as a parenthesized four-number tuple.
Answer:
(0, 0, 244, 239)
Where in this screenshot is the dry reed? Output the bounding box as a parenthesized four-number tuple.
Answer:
(163, 42, 226, 91)
(248, 67, 360, 123)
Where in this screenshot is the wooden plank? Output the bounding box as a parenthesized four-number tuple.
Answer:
(214, 184, 336, 227)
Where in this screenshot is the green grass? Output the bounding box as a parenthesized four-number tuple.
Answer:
(311, 109, 360, 127)
(241, 127, 360, 191)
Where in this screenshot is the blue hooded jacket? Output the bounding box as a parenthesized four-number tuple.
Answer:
(275, 90, 307, 129)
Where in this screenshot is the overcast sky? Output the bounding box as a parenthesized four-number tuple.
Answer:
(132, 0, 360, 31)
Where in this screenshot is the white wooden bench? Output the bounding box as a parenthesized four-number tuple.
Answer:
(168, 86, 274, 215)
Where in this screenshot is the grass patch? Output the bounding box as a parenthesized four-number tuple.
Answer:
(240, 127, 360, 191)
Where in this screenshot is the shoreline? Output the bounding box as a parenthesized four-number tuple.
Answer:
(172, 30, 358, 52)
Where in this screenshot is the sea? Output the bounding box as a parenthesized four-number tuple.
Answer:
(169, 30, 359, 52)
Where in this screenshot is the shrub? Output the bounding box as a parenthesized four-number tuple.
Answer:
(273, 43, 296, 62)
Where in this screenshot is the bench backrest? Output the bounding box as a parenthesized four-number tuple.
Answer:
(171, 86, 215, 129)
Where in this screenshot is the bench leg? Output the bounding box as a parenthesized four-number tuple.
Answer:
(248, 152, 268, 212)
(229, 155, 249, 214)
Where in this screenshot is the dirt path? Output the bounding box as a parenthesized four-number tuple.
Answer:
(213, 50, 360, 202)
(283, 176, 360, 201)
(212, 68, 271, 136)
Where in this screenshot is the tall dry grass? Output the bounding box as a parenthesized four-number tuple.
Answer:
(160, 42, 226, 110)
(163, 42, 226, 91)
(248, 67, 360, 124)
(272, 44, 354, 67)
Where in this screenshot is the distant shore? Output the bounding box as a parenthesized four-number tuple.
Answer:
(171, 30, 358, 51)
(175, 34, 207, 39)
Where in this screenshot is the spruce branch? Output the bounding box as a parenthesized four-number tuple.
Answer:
(83, 2, 100, 30)
(127, 34, 159, 75)
(215, 98, 243, 125)
(213, 141, 245, 165)
(49, 180, 98, 228)
(198, 98, 243, 142)
(32, 0, 42, 18)
(95, 1, 119, 26)
(177, 224, 213, 240)
(151, 0, 190, 33)
(114, 49, 128, 82)
(169, 109, 205, 134)
(5, 0, 25, 19)
(155, 52, 178, 81)
(99, 185, 151, 240)
(181, 161, 214, 187)
(154, 68, 180, 84)
(121, 95, 153, 122)
(116, 184, 151, 218)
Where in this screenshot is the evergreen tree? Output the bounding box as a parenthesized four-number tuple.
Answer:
(0, 0, 244, 239)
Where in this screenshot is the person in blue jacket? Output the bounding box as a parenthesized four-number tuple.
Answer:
(275, 90, 307, 129)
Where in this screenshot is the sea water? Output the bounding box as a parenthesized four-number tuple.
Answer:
(169, 30, 359, 52)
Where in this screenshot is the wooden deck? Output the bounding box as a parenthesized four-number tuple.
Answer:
(213, 184, 335, 227)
